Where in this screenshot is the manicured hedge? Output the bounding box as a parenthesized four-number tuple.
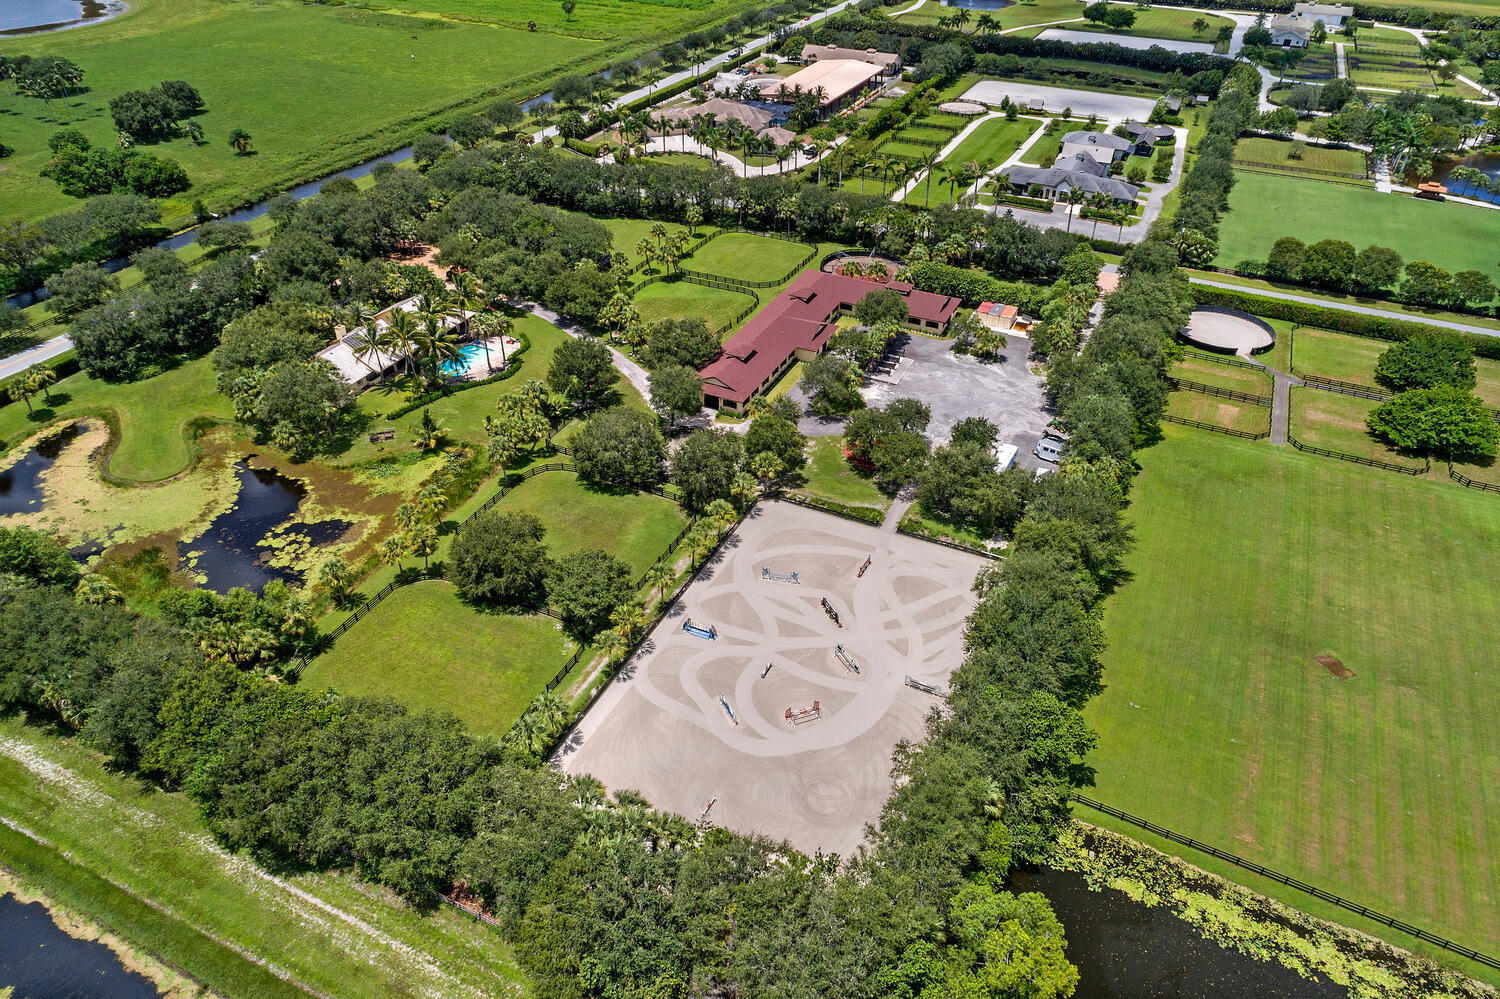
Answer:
(904, 260, 1051, 314)
(1190, 285, 1500, 360)
(993, 193, 1054, 212)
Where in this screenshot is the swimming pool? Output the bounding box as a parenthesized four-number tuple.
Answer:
(439, 342, 486, 377)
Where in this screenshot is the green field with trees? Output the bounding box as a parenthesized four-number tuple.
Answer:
(1088, 426, 1500, 965)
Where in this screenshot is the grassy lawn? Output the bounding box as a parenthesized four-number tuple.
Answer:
(303, 579, 574, 735)
(1066, 6, 1235, 47)
(0, 716, 528, 997)
(1087, 427, 1500, 973)
(0, 357, 230, 482)
(1214, 172, 1500, 283)
(599, 217, 697, 257)
(1290, 327, 1385, 386)
(0, 0, 769, 225)
(1165, 392, 1271, 435)
(1019, 120, 1102, 166)
(633, 279, 757, 334)
(875, 138, 938, 161)
(943, 117, 1043, 169)
(1232, 137, 1367, 178)
(685, 232, 814, 284)
(1287, 387, 1414, 464)
(793, 437, 890, 513)
(477, 469, 687, 575)
(1172, 355, 1272, 395)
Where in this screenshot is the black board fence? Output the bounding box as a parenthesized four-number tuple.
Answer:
(1287, 434, 1424, 474)
(1072, 795, 1500, 972)
(1169, 377, 1272, 407)
(1161, 413, 1270, 440)
(1449, 466, 1500, 494)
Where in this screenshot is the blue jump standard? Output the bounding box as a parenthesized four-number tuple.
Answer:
(683, 618, 718, 640)
(761, 567, 800, 583)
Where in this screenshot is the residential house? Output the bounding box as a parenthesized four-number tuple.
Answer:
(1059, 130, 1134, 166)
(1268, 13, 1313, 47)
(1292, 2, 1353, 29)
(998, 152, 1141, 204)
(316, 295, 473, 388)
(1120, 122, 1175, 157)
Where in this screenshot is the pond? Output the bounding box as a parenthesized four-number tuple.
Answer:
(1011, 868, 1349, 999)
(190, 461, 351, 595)
(0, 0, 124, 35)
(0, 422, 81, 516)
(0, 892, 160, 999)
(1431, 153, 1500, 205)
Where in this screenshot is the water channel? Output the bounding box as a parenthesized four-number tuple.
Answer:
(0, 422, 81, 516)
(0, 892, 160, 999)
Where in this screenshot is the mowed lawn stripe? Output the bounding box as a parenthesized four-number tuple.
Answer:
(1087, 427, 1500, 955)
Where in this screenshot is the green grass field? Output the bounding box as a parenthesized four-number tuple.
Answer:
(0, 0, 757, 225)
(1288, 387, 1411, 463)
(0, 356, 230, 482)
(1088, 427, 1500, 969)
(633, 279, 757, 333)
(1065, 6, 1235, 48)
(793, 437, 889, 513)
(303, 579, 574, 735)
(1186, 269, 1500, 334)
(944, 117, 1042, 170)
(0, 716, 528, 997)
(685, 232, 814, 283)
(1291, 327, 1500, 409)
(1172, 355, 1273, 395)
(599, 217, 698, 257)
(1232, 137, 1367, 178)
(1165, 391, 1271, 435)
(1215, 172, 1500, 283)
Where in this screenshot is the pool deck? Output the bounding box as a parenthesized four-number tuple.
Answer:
(445, 336, 520, 381)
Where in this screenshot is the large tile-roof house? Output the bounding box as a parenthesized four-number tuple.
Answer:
(698, 271, 960, 413)
(999, 151, 1140, 204)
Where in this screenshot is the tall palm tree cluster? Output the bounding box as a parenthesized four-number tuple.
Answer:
(344, 271, 501, 391)
(4, 364, 57, 416)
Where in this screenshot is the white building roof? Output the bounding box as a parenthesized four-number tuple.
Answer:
(769, 59, 885, 106)
(316, 295, 474, 385)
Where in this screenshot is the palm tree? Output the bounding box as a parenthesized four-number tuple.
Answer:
(385, 310, 420, 379)
(228, 128, 253, 155)
(731, 470, 758, 509)
(407, 523, 439, 571)
(26, 366, 56, 405)
(378, 535, 406, 573)
(449, 270, 490, 369)
(952, 7, 972, 31)
(610, 599, 646, 645)
(7, 377, 35, 416)
(976, 12, 997, 34)
(645, 561, 674, 609)
(750, 450, 785, 487)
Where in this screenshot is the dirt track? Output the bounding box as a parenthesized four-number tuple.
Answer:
(555, 501, 988, 856)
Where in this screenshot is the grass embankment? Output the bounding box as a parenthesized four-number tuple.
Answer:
(0, 717, 529, 998)
(944, 117, 1040, 168)
(0, 0, 760, 225)
(1087, 426, 1500, 981)
(1214, 171, 1500, 283)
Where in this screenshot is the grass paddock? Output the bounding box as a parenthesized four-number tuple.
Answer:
(685, 232, 814, 284)
(632, 279, 757, 333)
(1089, 427, 1500, 968)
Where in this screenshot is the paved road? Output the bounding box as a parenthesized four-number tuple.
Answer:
(1189, 278, 1500, 338)
(0, 334, 71, 382)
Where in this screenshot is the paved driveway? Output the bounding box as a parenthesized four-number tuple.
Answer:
(960, 81, 1156, 123)
(1035, 28, 1215, 54)
(791, 333, 1055, 471)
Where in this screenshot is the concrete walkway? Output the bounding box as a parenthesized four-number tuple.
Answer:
(1334, 42, 1348, 79)
(1189, 277, 1500, 338)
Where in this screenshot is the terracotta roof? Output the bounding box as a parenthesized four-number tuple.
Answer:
(700, 270, 960, 404)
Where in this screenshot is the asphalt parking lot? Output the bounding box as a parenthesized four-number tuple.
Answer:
(792, 332, 1056, 472)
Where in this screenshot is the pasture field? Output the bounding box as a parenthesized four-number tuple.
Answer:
(1279, 43, 1338, 81)
(1232, 137, 1367, 178)
(1164, 391, 1271, 434)
(944, 117, 1042, 169)
(303, 579, 575, 735)
(685, 232, 815, 283)
(0, 717, 529, 998)
(1065, 6, 1235, 48)
(1214, 172, 1500, 283)
(0, 0, 758, 225)
(632, 278, 757, 332)
(1087, 426, 1500, 971)
(1291, 327, 1500, 409)
(1171, 354, 1273, 395)
(876, 138, 939, 161)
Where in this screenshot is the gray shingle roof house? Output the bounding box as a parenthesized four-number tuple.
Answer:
(1060, 130, 1133, 165)
(1268, 13, 1313, 47)
(999, 153, 1140, 204)
(1121, 122, 1175, 156)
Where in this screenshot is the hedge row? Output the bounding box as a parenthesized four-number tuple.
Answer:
(993, 193, 1053, 212)
(1190, 285, 1500, 361)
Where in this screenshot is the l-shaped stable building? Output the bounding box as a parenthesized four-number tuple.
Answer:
(698, 270, 960, 414)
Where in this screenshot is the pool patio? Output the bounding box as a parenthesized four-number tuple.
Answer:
(442, 335, 521, 381)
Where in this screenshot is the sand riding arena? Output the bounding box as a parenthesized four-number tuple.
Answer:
(555, 500, 989, 857)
